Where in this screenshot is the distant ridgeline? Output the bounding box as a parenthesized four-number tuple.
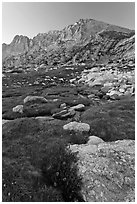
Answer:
(2, 18, 135, 70)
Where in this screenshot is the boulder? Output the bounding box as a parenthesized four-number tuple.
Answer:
(70, 139, 135, 202)
(88, 94, 95, 99)
(104, 82, 113, 87)
(61, 110, 76, 118)
(102, 95, 110, 100)
(24, 96, 48, 104)
(52, 109, 67, 118)
(110, 94, 120, 100)
(52, 109, 75, 119)
(91, 67, 99, 72)
(63, 121, 90, 132)
(119, 88, 125, 93)
(95, 92, 104, 99)
(33, 81, 39, 85)
(69, 104, 85, 112)
(101, 86, 111, 94)
(87, 136, 104, 145)
(88, 80, 103, 87)
(60, 103, 67, 109)
(107, 90, 120, 96)
(12, 105, 23, 114)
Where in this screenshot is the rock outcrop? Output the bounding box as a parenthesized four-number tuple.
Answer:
(70, 139, 135, 202)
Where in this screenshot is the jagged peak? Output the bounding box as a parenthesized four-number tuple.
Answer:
(11, 35, 30, 43)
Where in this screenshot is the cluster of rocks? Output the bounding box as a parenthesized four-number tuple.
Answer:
(78, 58, 135, 100)
(12, 95, 86, 121)
(53, 103, 85, 120)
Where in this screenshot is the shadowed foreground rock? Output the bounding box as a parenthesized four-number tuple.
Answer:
(70, 139, 135, 202)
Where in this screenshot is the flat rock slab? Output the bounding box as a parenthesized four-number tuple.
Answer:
(70, 139, 135, 202)
(35, 116, 54, 121)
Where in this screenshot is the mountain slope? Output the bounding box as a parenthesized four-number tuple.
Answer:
(2, 19, 135, 69)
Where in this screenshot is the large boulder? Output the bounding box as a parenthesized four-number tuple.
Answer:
(63, 121, 90, 132)
(70, 139, 135, 202)
(24, 96, 48, 104)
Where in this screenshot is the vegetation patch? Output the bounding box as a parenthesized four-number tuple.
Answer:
(3, 121, 84, 202)
(41, 139, 84, 201)
(81, 97, 135, 141)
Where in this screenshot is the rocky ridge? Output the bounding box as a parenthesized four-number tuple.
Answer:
(2, 18, 135, 70)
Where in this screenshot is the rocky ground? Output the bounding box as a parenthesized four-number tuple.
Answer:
(2, 57, 135, 201)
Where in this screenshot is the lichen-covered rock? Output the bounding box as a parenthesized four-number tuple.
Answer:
(63, 121, 90, 132)
(70, 139, 135, 202)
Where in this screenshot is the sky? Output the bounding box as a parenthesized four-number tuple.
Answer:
(2, 2, 135, 44)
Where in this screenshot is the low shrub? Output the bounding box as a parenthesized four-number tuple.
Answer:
(41, 139, 84, 201)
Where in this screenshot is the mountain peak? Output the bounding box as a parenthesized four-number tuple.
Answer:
(11, 35, 30, 44)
